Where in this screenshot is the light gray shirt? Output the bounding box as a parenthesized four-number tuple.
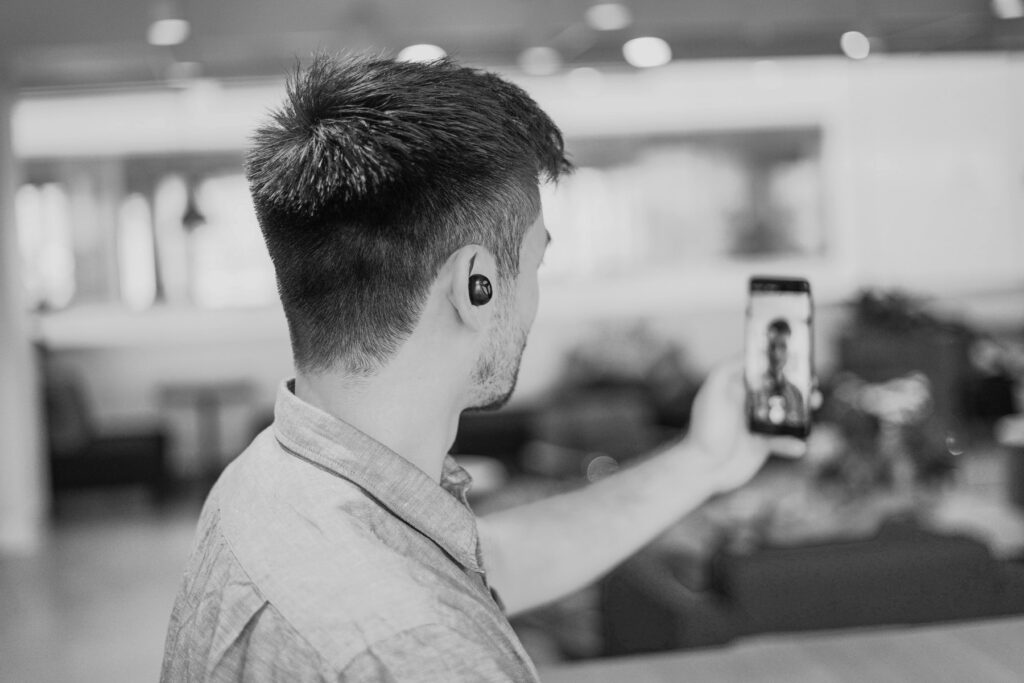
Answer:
(160, 381, 538, 682)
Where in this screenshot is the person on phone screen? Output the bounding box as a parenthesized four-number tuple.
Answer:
(752, 318, 806, 426)
(160, 53, 806, 682)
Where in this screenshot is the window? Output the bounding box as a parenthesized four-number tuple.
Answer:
(17, 155, 277, 312)
(16, 182, 75, 310)
(189, 172, 276, 308)
(541, 127, 825, 282)
(118, 193, 157, 310)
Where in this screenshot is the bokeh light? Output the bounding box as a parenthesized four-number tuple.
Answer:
(622, 36, 672, 68)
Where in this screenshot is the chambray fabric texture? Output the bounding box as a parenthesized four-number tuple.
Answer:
(160, 381, 538, 682)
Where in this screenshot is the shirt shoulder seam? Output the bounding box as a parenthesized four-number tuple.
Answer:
(212, 508, 339, 675)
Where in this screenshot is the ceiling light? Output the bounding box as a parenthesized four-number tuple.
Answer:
(148, 18, 190, 46)
(518, 46, 562, 76)
(622, 36, 671, 68)
(585, 3, 633, 31)
(840, 31, 871, 60)
(397, 44, 447, 62)
(147, 2, 190, 47)
(992, 0, 1024, 19)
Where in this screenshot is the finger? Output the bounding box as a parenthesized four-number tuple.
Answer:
(765, 436, 807, 459)
(704, 358, 745, 398)
(809, 388, 824, 411)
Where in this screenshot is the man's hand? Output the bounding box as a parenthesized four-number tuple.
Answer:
(683, 360, 806, 495)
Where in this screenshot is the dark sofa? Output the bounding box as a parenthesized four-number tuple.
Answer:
(602, 521, 1024, 655)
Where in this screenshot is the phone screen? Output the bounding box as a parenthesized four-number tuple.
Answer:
(745, 277, 814, 437)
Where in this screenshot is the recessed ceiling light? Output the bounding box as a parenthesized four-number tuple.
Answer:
(585, 3, 633, 31)
(992, 0, 1024, 19)
(622, 37, 671, 68)
(147, 18, 190, 46)
(840, 31, 871, 60)
(397, 44, 447, 62)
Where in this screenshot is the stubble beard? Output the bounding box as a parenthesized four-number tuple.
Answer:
(467, 301, 528, 412)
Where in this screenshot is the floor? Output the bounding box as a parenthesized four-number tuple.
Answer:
(0, 492, 200, 683)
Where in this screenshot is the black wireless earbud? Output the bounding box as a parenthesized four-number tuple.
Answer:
(468, 274, 493, 306)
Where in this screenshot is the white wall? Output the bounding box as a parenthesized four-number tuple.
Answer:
(0, 67, 46, 553)
(844, 56, 1024, 293)
(22, 53, 1024, 470)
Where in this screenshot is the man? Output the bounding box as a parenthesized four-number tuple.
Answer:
(751, 318, 807, 426)
(161, 54, 803, 681)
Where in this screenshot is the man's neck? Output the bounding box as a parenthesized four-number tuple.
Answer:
(294, 365, 464, 483)
(764, 368, 785, 392)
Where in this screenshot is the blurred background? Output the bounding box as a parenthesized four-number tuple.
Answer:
(2, 0, 1024, 680)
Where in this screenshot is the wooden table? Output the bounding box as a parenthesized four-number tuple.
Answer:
(540, 616, 1024, 682)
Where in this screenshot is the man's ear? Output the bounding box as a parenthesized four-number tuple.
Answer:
(446, 245, 498, 331)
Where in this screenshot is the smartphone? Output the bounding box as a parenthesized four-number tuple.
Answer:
(744, 276, 814, 438)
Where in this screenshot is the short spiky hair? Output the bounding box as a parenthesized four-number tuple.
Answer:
(246, 54, 572, 374)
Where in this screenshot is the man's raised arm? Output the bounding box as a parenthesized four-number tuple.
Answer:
(478, 362, 805, 616)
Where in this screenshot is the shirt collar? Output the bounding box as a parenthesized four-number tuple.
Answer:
(271, 380, 482, 573)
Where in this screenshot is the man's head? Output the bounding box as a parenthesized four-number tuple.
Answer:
(246, 54, 571, 379)
(766, 318, 791, 375)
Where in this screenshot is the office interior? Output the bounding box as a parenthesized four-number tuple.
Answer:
(2, 0, 1024, 680)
